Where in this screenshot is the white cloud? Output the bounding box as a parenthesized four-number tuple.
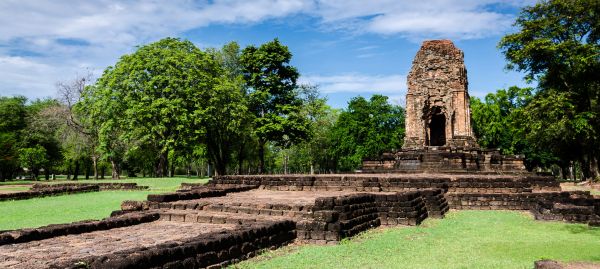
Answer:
(301, 73, 406, 94)
(0, 56, 63, 98)
(0, 0, 531, 99)
(312, 0, 523, 39)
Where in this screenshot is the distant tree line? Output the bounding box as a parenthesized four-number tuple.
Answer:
(0, 38, 405, 180)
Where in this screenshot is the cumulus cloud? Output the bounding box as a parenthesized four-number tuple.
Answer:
(301, 73, 406, 94)
(0, 0, 531, 99)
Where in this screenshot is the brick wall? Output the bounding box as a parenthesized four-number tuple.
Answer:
(0, 185, 99, 201)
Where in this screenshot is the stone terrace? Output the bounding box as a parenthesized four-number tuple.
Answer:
(143, 189, 440, 244)
(1, 173, 598, 268)
(0, 221, 237, 269)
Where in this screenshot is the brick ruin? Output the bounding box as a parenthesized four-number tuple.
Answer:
(363, 40, 526, 173)
(403, 40, 477, 149)
(1, 174, 598, 268)
(0, 40, 598, 269)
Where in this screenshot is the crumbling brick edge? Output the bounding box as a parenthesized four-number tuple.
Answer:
(51, 220, 296, 269)
(0, 185, 99, 202)
(0, 212, 159, 245)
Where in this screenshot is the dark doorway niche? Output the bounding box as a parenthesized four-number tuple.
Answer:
(429, 108, 446, 146)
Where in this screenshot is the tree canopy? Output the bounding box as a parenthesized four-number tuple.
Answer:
(240, 38, 309, 173)
(330, 95, 405, 171)
(499, 0, 600, 179)
(88, 37, 219, 177)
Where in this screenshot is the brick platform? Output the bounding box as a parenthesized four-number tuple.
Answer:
(0, 185, 99, 201)
(0, 221, 236, 268)
(32, 182, 149, 191)
(3, 172, 599, 268)
(139, 189, 440, 244)
(209, 174, 560, 193)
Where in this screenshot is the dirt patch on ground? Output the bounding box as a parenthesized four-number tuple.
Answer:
(560, 183, 600, 195)
(0, 185, 31, 194)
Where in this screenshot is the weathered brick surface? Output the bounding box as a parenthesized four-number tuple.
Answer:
(142, 189, 440, 245)
(6, 170, 597, 268)
(403, 40, 477, 149)
(362, 40, 528, 174)
(0, 214, 295, 269)
(420, 188, 449, 218)
(0, 212, 159, 245)
(0, 221, 237, 269)
(146, 184, 258, 203)
(210, 174, 560, 193)
(54, 220, 295, 269)
(32, 182, 149, 191)
(0, 185, 99, 201)
(532, 192, 600, 225)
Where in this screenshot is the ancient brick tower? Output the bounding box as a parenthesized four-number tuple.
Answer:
(361, 40, 526, 173)
(403, 40, 478, 149)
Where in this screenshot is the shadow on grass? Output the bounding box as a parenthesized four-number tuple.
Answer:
(563, 224, 600, 236)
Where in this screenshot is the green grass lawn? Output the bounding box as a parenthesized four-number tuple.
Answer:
(0, 176, 209, 192)
(236, 210, 600, 269)
(0, 177, 208, 230)
(42, 177, 210, 192)
(0, 180, 38, 185)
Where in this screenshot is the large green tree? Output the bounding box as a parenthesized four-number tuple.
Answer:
(88, 37, 219, 177)
(330, 95, 405, 171)
(470, 87, 557, 170)
(240, 39, 309, 173)
(18, 145, 48, 179)
(24, 99, 64, 180)
(201, 42, 252, 175)
(271, 84, 338, 174)
(499, 0, 600, 179)
(0, 96, 27, 180)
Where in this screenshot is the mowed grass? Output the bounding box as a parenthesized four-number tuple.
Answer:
(236, 210, 600, 269)
(0, 177, 208, 230)
(0, 176, 209, 192)
(42, 176, 210, 192)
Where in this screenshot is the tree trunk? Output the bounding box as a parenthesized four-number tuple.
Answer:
(258, 139, 265, 174)
(67, 162, 72, 180)
(155, 151, 168, 177)
(45, 167, 50, 180)
(283, 154, 288, 174)
(591, 155, 600, 181)
(111, 159, 120, 179)
(581, 155, 592, 181)
(170, 160, 175, 178)
(85, 161, 90, 180)
(237, 142, 245, 175)
(559, 165, 568, 181)
(101, 165, 105, 179)
(569, 162, 575, 181)
(310, 164, 314, 175)
(92, 156, 98, 179)
(73, 160, 80, 180)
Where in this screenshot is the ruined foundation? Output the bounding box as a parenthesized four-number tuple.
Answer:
(1, 174, 598, 268)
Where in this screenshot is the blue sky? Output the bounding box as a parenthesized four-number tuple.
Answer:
(0, 0, 535, 108)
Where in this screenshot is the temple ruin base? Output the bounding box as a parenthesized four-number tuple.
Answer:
(0, 173, 598, 268)
(362, 146, 527, 174)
